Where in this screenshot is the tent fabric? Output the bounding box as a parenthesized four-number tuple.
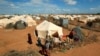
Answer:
(36, 20, 63, 39)
(0, 19, 14, 28)
(5, 23, 14, 29)
(25, 16, 36, 27)
(69, 26, 84, 42)
(63, 19, 69, 25)
(35, 17, 41, 20)
(53, 37, 61, 43)
(60, 18, 69, 28)
(14, 20, 27, 29)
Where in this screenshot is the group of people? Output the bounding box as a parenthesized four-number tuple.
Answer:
(38, 35, 53, 56)
(37, 35, 68, 56)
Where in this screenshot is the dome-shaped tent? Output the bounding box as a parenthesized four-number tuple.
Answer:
(69, 26, 84, 42)
(14, 20, 27, 29)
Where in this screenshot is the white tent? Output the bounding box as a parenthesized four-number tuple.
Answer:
(53, 15, 60, 19)
(24, 16, 36, 27)
(0, 18, 14, 28)
(36, 20, 63, 39)
(35, 16, 41, 20)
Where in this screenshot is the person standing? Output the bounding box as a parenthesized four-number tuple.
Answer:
(27, 33, 33, 44)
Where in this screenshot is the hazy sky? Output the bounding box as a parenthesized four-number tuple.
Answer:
(0, 0, 100, 14)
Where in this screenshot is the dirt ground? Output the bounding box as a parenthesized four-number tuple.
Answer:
(0, 25, 100, 56)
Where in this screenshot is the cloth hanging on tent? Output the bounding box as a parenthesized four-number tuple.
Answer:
(52, 32, 59, 37)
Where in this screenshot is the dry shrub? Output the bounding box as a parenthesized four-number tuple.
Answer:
(3, 50, 23, 56)
(83, 34, 99, 46)
(3, 49, 42, 56)
(88, 34, 98, 42)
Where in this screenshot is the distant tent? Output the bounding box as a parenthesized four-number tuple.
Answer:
(53, 16, 60, 20)
(14, 20, 27, 29)
(36, 20, 63, 39)
(35, 17, 41, 20)
(54, 19, 60, 26)
(24, 16, 37, 27)
(68, 26, 84, 42)
(0, 18, 14, 28)
(5, 23, 14, 29)
(59, 18, 69, 28)
(86, 21, 93, 28)
(93, 22, 100, 28)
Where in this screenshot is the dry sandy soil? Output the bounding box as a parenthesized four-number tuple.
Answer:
(0, 25, 100, 56)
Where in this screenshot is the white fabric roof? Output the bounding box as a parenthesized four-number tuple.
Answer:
(36, 20, 63, 38)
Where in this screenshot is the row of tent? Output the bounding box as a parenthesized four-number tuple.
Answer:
(0, 16, 36, 29)
(47, 17, 69, 28)
(5, 20, 27, 29)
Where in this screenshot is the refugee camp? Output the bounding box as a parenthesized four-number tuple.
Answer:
(0, 0, 100, 56)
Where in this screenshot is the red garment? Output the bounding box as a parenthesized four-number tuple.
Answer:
(62, 35, 67, 41)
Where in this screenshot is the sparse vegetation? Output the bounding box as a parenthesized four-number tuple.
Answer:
(82, 34, 99, 46)
(3, 50, 42, 56)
